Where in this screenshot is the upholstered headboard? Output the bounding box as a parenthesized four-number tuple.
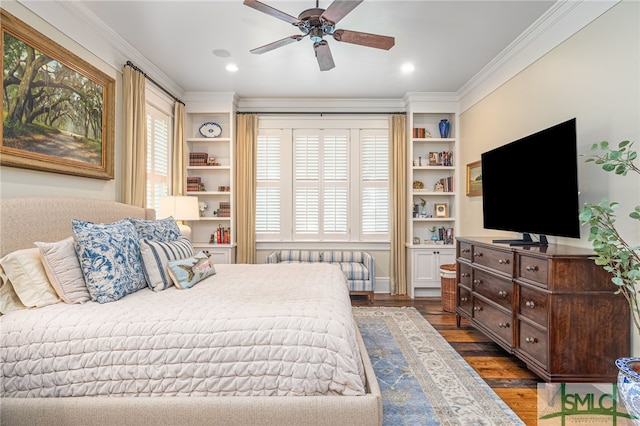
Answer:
(0, 197, 155, 257)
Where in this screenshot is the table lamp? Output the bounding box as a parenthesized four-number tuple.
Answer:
(159, 196, 200, 240)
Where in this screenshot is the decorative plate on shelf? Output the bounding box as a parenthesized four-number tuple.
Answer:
(199, 122, 222, 138)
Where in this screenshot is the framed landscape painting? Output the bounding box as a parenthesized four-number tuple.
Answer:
(1, 10, 115, 180)
(466, 160, 483, 196)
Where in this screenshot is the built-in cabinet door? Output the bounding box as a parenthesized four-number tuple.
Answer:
(410, 247, 455, 297)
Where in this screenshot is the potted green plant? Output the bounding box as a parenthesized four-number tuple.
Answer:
(579, 140, 640, 417)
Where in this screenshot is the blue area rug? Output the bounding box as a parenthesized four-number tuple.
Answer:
(353, 306, 524, 425)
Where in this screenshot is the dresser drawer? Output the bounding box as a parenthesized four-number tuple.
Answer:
(518, 321, 549, 368)
(518, 285, 548, 327)
(473, 269, 512, 310)
(458, 262, 472, 287)
(472, 245, 512, 275)
(457, 286, 472, 318)
(517, 254, 549, 287)
(458, 241, 472, 261)
(473, 298, 513, 347)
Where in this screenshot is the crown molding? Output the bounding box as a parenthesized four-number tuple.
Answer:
(457, 0, 620, 113)
(16, 0, 184, 99)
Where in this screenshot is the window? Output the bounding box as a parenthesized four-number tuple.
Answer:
(256, 116, 389, 242)
(145, 87, 173, 212)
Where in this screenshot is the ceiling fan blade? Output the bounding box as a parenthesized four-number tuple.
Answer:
(250, 35, 304, 54)
(243, 0, 301, 25)
(332, 29, 395, 50)
(321, 0, 363, 25)
(314, 41, 335, 71)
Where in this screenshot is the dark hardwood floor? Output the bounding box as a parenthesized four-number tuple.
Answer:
(352, 294, 542, 425)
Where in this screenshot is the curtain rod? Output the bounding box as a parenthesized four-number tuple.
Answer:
(125, 61, 184, 106)
(237, 111, 406, 115)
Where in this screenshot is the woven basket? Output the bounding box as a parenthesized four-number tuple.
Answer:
(440, 264, 457, 313)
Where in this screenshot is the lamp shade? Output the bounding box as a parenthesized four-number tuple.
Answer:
(159, 196, 200, 221)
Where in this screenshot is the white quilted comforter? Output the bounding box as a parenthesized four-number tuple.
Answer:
(1, 263, 365, 398)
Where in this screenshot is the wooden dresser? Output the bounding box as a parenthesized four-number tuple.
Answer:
(456, 237, 630, 383)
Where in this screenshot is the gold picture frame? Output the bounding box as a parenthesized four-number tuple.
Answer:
(434, 203, 448, 218)
(466, 160, 483, 196)
(1, 10, 115, 180)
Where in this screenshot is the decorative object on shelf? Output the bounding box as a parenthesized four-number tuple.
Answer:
(198, 201, 207, 217)
(429, 226, 438, 242)
(434, 181, 444, 192)
(413, 236, 421, 245)
(434, 203, 448, 218)
(466, 160, 483, 196)
(413, 180, 424, 189)
(419, 198, 427, 218)
(199, 122, 222, 138)
(439, 119, 450, 138)
(579, 140, 639, 414)
(429, 152, 438, 166)
(208, 157, 221, 166)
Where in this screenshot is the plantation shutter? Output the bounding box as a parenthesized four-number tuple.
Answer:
(146, 104, 170, 213)
(361, 131, 389, 235)
(256, 132, 282, 234)
(294, 131, 320, 236)
(323, 133, 349, 236)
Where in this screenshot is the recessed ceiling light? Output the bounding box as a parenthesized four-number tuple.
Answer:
(401, 63, 415, 74)
(226, 63, 238, 72)
(213, 49, 231, 58)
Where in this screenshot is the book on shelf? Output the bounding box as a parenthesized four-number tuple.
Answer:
(189, 152, 208, 166)
(209, 226, 231, 244)
(187, 176, 201, 192)
(218, 201, 230, 217)
(435, 176, 454, 192)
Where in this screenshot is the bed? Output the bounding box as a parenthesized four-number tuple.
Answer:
(0, 197, 381, 426)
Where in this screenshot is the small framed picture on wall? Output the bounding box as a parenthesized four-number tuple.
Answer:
(434, 203, 448, 218)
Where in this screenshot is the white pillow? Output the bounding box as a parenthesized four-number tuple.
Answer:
(0, 279, 26, 314)
(35, 237, 90, 304)
(140, 237, 194, 291)
(0, 248, 60, 308)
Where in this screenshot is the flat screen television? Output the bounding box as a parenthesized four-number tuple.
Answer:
(480, 118, 579, 246)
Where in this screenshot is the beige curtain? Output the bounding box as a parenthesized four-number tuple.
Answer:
(389, 114, 407, 295)
(122, 66, 147, 207)
(172, 102, 186, 195)
(235, 114, 258, 264)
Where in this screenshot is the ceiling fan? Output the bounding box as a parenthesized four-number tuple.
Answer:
(243, 0, 395, 71)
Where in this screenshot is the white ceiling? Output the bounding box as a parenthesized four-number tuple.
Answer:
(77, 0, 556, 99)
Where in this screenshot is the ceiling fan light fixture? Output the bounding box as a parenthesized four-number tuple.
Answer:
(309, 27, 324, 43)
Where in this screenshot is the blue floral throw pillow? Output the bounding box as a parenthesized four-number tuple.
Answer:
(128, 217, 181, 242)
(72, 219, 146, 303)
(167, 251, 216, 289)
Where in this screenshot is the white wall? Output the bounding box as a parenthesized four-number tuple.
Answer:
(1, 0, 123, 201)
(458, 0, 639, 248)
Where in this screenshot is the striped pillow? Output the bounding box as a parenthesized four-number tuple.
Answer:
(140, 237, 194, 291)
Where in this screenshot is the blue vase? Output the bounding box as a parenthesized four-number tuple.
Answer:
(439, 119, 450, 138)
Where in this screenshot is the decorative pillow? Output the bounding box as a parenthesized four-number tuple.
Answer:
(167, 251, 216, 289)
(0, 248, 60, 308)
(35, 237, 90, 304)
(0, 280, 26, 314)
(72, 219, 146, 303)
(140, 237, 194, 291)
(128, 217, 181, 242)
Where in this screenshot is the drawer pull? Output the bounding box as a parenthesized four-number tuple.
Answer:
(473, 306, 483, 312)
(462, 248, 471, 253)
(460, 297, 469, 302)
(498, 322, 510, 328)
(525, 337, 538, 344)
(526, 265, 539, 272)
(461, 273, 470, 278)
(473, 279, 482, 285)
(498, 290, 507, 298)
(498, 258, 510, 265)
(525, 301, 536, 309)
(473, 252, 483, 257)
